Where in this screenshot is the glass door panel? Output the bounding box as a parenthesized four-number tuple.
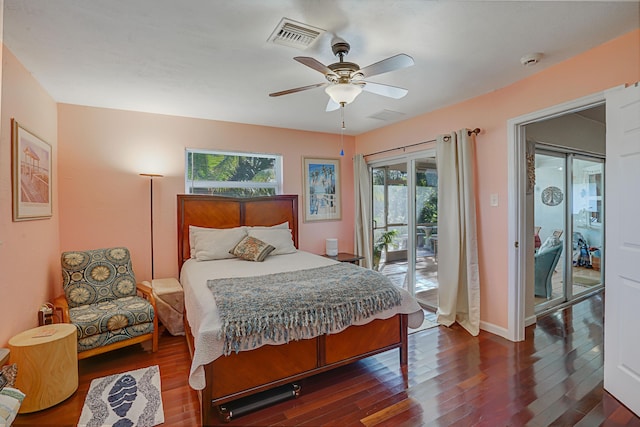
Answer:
(571, 157, 604, 296)
(534, 151, 567, 311)
(372, 166, 387, 259)
(372, 164, 408, 290)
(414, 158, 438, 310)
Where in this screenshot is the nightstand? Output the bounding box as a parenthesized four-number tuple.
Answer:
(149, 278, 185, 336)
(323, 252, 364, 264)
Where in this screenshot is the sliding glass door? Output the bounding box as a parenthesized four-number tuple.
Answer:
(534, 148, 604, 313)
(370, 151, 438, 309)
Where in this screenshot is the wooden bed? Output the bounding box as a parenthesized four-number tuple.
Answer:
(177, 194, 409, 425)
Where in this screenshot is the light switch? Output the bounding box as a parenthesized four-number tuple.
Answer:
(490, 193, 499, 207)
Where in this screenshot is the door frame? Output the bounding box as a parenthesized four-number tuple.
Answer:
(506, 91, 606, 341)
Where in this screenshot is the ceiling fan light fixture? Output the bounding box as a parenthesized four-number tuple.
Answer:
(325, 83, 362, 105)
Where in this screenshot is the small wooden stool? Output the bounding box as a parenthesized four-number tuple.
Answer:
(9, 324, 78, 413)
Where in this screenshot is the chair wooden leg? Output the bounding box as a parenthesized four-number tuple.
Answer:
(152, 315, 159, 352)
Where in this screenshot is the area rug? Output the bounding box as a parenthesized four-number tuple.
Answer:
(409, 317, 439, 334)
(573, 276, 601, 287)
(415, 288, 438, 308)
(78, 365, 164, 427)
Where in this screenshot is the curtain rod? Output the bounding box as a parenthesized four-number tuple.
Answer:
(363, 128, 481, 158)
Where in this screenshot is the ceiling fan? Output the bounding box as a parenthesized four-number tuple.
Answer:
(269, 37, 414, 111)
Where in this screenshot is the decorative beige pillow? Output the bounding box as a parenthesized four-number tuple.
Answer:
(247, 228, 296, 255)
(0, 364, 17, 388)
(230, 236, 275, 262)
(191, 226, 248, 261)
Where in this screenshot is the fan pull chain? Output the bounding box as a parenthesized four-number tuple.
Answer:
(340, 102, 346, 156)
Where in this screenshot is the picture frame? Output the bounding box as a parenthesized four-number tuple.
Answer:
(11, 119, 53, 221)
(302, 157, 341, 222)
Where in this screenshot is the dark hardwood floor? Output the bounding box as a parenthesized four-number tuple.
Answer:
(13, 291, 640, 426)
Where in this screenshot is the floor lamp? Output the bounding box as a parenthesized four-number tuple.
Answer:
(140, 173, 163, 279)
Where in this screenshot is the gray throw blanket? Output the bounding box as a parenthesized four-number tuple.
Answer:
(207, 263, 402, 355)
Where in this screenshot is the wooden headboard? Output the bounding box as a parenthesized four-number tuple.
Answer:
(177, 194, 299, 268)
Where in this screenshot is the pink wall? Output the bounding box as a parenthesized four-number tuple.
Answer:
(1, 29, 638, 347)
(57, 105, 356, 283)
(0, 46, 59, 346)
(356, 29, 640, 330)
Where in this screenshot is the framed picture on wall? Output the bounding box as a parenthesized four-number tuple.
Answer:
(11, 119, 53, 221)
(302, 157, 341, 222)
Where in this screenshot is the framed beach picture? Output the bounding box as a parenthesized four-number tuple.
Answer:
(302, 157, 341, 222)
(12, 119, 53, 221)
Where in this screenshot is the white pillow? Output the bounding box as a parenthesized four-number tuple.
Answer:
(247, 221, 289, 230)
(189, 225, 208, 258)
(247, 228, 296, 255)
(538, 235, 561, 255)
(189, 225, 245, 258)
(191, 227, 248, 261)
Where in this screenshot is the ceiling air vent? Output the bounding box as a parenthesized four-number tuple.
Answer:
(368, 110, 406, 122)
(268, 18, 325, 50)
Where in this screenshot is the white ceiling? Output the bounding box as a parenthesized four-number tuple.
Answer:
(3, 1, 639, 135)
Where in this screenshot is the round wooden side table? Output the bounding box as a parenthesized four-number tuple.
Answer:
(9, 323, 78, 413)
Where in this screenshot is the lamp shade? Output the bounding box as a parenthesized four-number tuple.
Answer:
(325, 83, 363, 105)
(326, 238, 338, 256)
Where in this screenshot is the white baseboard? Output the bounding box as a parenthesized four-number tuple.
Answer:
(524, 315, 537, 328)
(479, 316, 536, 341)
(479, 320, 510, 340)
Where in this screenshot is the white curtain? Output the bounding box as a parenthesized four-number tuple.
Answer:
(436, 129, 480, 335)
(353, 154, 373, 269)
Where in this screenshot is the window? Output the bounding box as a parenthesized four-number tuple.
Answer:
(185, 149, 282, 196)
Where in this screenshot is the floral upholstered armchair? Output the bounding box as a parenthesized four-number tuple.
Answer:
(54, 247, 158, 359)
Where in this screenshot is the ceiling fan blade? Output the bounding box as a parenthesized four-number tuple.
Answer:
(358, 54, 414, 79)
(326, 98, 340, 112)
(362, 81, 408, 99)
(294, 57, 335, 76)
(269, 82, 328, 97)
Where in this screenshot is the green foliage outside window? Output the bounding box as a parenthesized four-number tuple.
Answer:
(419, 191, 438, 224)
(186, 150, 281, 197)
(187, 153, 274, 182)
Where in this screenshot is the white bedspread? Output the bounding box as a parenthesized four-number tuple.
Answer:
(180, 250, 423, 390)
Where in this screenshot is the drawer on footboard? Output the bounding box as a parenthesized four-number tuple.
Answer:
(209, 337, 318, 398)
(324, 315, 401, 364)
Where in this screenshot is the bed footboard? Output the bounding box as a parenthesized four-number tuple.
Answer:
(197, 313, 408, 425)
